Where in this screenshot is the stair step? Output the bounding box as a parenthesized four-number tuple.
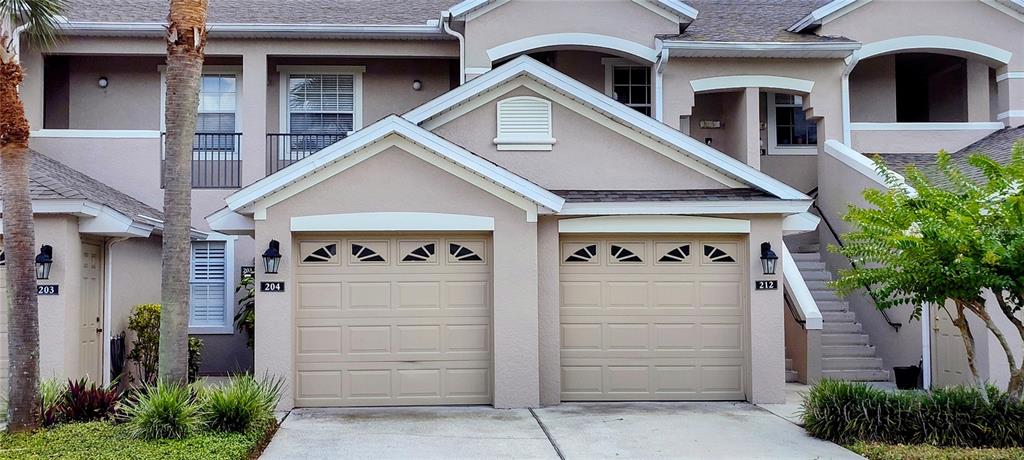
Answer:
(823, 345, 878, 357)
(822, 311, 857, 322)
(812, 291, 841, 301)
(801, 271, 833, 281)
(786, 369, 800, 383)
(823, 333, 871, 345)
(791, 253, 821, 262)
(823, 322, 863, 333)
(796, 261, 826, 271)
(823, 357, 885, 370)
(796, 244, 821, 253)
(816, 301, 849, 312)
(822, 369, 891, 381)
(804, 280, 835, 290)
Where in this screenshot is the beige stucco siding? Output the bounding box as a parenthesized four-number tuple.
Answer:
(254, 145, 540, 409)
(432, 87, 727, 190)
(463, 0, 677, 69)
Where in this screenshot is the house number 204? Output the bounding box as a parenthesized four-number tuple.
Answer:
(260, 281, 285, 292)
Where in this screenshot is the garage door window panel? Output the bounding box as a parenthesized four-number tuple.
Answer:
(349, 241, 388, 265)
(399, 240, 438, 264)
(300, 241, 340, 265)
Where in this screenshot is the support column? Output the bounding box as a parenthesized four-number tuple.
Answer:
(241, 52, 268, 186)
(997, 65, 1024, 127)
(537, 216, 561, 406)
(492, 218, 540, 408)
(20, 47, 45, 130)
(966, 61, 991, 122)
(741, 87, 761, 170)
(748, 216, 785, 404)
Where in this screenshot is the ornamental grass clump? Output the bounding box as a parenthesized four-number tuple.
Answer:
(802, 379, 1024, 448)
(202, 374, 284, 433)
(122, 381, 203, 440)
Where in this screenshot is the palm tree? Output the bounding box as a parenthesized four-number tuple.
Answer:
(159, 0, 207, 384)
(0, 0, 65, 432)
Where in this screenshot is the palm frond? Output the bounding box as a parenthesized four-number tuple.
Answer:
(0, 0, 67, 49)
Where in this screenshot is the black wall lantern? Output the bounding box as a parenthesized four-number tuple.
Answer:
(262, 240, 282, 274)
(760, 242, 778, 276)
(35, 244, 54, 280)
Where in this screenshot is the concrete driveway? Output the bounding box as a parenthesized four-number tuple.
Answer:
(261, 402, 860, 459)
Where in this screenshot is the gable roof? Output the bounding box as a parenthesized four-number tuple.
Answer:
(448, 0, 698, 21)
(671, 0, 850, 43)
(405, 55, 809, 201)
(224, 115, 565, 214)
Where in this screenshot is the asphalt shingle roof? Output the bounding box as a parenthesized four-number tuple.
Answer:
(551, 189, 775, 202)
(876, 126, 1024, 186)
(0, 151, 163, 222)
(667, 0, 852, 43)
(63, 0, 453, 25)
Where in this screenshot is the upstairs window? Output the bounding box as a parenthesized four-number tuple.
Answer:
(287, 74, 357, 136)
(612, 65, 652, 116)
(767, 93, 817, 155)
(198, 75, 238, 133)
(494, 96, 555, 151)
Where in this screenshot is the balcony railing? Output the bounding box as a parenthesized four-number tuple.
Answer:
(266, 133, 348, 175)
(161, 132, 243, 189)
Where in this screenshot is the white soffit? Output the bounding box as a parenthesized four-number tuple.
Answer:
(404, 56, 808, 201)
(292, 213, 495, 232)
(558, 215, 750, 234)
(783, 212, 821, 235)
(450, 0, 697, 21)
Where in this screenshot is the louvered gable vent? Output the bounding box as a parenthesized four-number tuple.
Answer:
(494, 96, 555, 151)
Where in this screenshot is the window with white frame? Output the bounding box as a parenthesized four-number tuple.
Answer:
(281, 68, 363, 159)
(611, 65, 652, 116)
(189, 241, 230, 332)
(198, 74, 237, 133)
(767, 93, 817, 154)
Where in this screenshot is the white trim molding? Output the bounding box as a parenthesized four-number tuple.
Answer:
(788, 0, 871, 32)
(850, 122, 1006, 131)
(823, 139, 912, 193)
(450, 0, 697, 21)
(404, 55, 809, 201)
(783, 212, 821, 235)
(30, 129, 162, 139)
(996, 71, 1024, 82)
(998, 110, 1024, 120)
(292, 213, 495, 232)
(206, 207, 256, 235)
(225, 115, 565, 220)
(848, 35, 1013, 67)
(558, 215, 750, 234)
(663, 40, 859, 59)
(690, 75, 814, 94)
(487, 33, 660, 64)
(556, 199, 812, 216)
(782, 243, 824, 330)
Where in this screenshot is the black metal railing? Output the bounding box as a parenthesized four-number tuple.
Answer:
(266, 133, 348, 175)
(161, 133, 243, 189)
(808, 187, 902, 331)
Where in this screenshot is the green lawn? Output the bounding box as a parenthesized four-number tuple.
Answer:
(0, 421, 275, 460)
(849, 442, 1024, 460)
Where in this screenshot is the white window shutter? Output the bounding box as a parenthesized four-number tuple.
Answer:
(190, 241, 227, 328)
(494, 96, 555, 150)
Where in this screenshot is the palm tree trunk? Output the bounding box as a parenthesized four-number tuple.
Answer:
(0, 49, 42, 431)
(159, 0, 207, 384)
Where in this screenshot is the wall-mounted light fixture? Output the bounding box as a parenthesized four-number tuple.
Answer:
(35, 245, 54, 280)
(262, 240, 282, 274)
(760, 242, 778, 276)
(97, 77, 109, 89)
(412, 80, 423, 91)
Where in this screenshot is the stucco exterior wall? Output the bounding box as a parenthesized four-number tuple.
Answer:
(254, 144, 540, 409)
(463, 0, 676, 69)
(536, 216, 560, 406)
(746, 215, 786, 404)
(26, 215, 84, 380)
(850, 55, 897, 123)
(66, 56, 164, 130)
(432, 86, 728, 190)
(108, 237, 161, 341)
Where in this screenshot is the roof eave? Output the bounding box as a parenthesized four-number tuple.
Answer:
(663, 40, 861, 58)
(57, 21, 449, 40)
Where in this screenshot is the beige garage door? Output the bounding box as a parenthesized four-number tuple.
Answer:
(560, 235, 747, 401)
(294, 234, 492, 407)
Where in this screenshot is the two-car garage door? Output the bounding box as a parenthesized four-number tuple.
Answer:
(294, 234, 492, 407)
(560, 236, 747, 401)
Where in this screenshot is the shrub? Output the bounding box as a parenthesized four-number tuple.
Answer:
(122, 381, 204, 440)
(202, 374, 284, 432)
(802, 379, 1024, 448)
(39, 378, 68, 426)
(127, 304, 205, 384)
(59, 378, 121, 423)
(235, 273, 256, 349)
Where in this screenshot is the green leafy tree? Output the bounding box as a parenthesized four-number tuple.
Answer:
(832, 142, 1024, 399)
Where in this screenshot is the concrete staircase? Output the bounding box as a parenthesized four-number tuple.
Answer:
(792, 249, 891, 382)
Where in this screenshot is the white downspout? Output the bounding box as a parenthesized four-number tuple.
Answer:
(102, 237, 129, 386)
(11, 23, 30, 63)
(921, 302, 933, 389)
(654, 43, 667, 123)
(441, 12, 466, 85)
(841, 54, 860, 147)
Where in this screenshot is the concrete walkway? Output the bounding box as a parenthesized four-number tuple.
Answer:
(261, 401, 861, 459)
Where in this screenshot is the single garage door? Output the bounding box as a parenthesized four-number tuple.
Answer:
(560, 235, 747, 401)
(294, 234, 492, 407)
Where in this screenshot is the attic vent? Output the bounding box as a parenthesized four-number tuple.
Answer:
(494, 96, 555, 151)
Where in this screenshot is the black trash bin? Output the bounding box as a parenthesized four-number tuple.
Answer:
(893, 365, 920, 390)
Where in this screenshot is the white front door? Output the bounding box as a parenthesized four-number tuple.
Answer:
(79, 243, 103, 380)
